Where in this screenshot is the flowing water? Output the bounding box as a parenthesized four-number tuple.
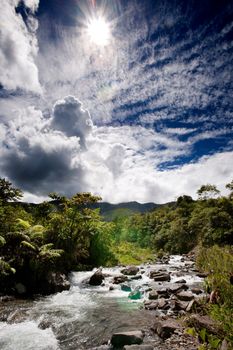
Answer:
(0, 256, 203, 350)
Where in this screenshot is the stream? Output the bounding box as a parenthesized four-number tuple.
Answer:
(0, 256, 204, 350)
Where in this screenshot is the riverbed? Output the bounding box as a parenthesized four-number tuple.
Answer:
(0, 256, 204, 350)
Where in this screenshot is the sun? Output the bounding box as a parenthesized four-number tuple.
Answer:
(87, 17, 111, 46)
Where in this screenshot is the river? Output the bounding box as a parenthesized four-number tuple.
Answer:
(0, 256, 204, 350)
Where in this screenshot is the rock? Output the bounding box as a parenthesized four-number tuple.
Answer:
(144, 300, 158, 310)
(196, 272, 208, 278)
(153, 272, 171, 282)
(46, 272, 70, 293)
(175, 279, 187, 284)
(15, 283, 26, 295)
(185, 314, 219, 334)
(88, 346, 111, 350)
(121, 284, 132, 292)
(186, 299, 198, 312)
(191, 287, 203, 295)
(169, 284, 188, 294)
(154, 319, 182, 339)
(38, 319, 53, 330)
(128, 290, 142, 300)
(156, 287, 169, 298)
(130, 275, 142, 280)
(113, 275, 128, 284)
(109, 285, 114, 291)
(111, 331, 144, 347)
(148, 290, 158, 300)
(170, 299, 189, 311)
(121, 266, 139, 276)
(124, 345, 154, 350)
(0, 295, 15, 302)
(7, 310, 27, 324)
(157, 298, 168, 309)
(176, 291, 194, 301)
(89, 269, 105, 286)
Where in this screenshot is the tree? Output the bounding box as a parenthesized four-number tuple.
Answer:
(226, 180, 233, 199)
(0, 178, 23, 202)
(197, 184, 220, 200)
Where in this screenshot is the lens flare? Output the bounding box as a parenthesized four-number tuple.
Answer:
(87, 17, 110, 46)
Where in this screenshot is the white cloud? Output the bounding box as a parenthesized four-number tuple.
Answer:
(0, 0, 41, 93)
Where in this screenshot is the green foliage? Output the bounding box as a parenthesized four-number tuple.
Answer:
(0, 178, 23, 202)
(197, 246, 233, 345)
(197, 184, 220, 200)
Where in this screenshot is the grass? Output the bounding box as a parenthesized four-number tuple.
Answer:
(113, 241, 155, 265)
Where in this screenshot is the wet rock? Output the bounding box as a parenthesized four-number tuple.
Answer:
(175, 279, 187, 284)
(46, 272, 70, 293)
(153, 272, 171, 282)
(111, 331, 144, 347)
(113, 275, 128, 284)
(148, 290, 158, 300)
(7, 310, 27, 324)
(156, 287, 169, 298)
(191, 287, 203, 295)
(124, 345, 154, 350)
(0, 295, 15, 302)
(109, 285, 114, 291)
(154, 319, 182, 339)
(186, 299, 198, 312)
(89, 269, 105, 286)
(121, 266, 139, 276)
(169, 284, 188, 294)
(130, 275, 142, 280)
(38, 319, 53, 330)
(88, 346, 111, 350)
(144, 300, 158, 310)
(176, 291, 194, 301)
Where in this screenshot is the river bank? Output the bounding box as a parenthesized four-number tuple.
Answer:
(0, 255, 212, 350)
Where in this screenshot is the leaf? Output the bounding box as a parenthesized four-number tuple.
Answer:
(16, 218, 31, 229)
(20, 241, 37, 251)
(208, 335, 221, 349)
(0, 235, 6, 247)
(199, 328, 207, 343)
(185, 327, 197, 337)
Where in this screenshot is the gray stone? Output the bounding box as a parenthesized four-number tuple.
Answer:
(113, 275, 128, 284)
(175, 279, 187, 284)
(157, 298, 168, 309)
(154, 319, 182, 339)
(169, 284, 188, 294)
(121, 266, 139, 276)
(191, 287, 203, 295)
(111, 331, 144, 347)
(176, 291, 194, 301)
(144, 300, 158, 310)
(148, 290, 158, 300)
(153, 273, 171, 282)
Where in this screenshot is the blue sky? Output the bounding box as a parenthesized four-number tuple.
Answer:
(0, 0, 232, 203)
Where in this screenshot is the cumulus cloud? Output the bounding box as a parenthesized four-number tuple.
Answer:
(0, 0, 41, 92)
(51, 96, 93, 149)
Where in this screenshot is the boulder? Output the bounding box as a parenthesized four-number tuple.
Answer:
(153, 272, 171, 282)
(148, 290, 158, 300)
(89, 270, 105, 286)
(121, 266, 139, 276)
(176, 291, 194, 301)
(111, 331, 144, 347)
(156, 287, 169, 298)
(144, 300, 158, 310)
(196, 272, 208, 278)
(46, 272, 70, 293)
(0, 295, 15, 302)
(130, 275, 142, 280)
(170, 299, 189, 311)
(113, 275, 128, 284)
(124, 346, 154, 350)
(154, 319, 182, 339)
(7, 310, 27, 324)
(169, 284, 188, 294)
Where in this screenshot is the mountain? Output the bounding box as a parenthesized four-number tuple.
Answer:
(89, 201, 160, 220)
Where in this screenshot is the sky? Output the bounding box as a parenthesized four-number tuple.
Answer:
(0, 0, 232, 204)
